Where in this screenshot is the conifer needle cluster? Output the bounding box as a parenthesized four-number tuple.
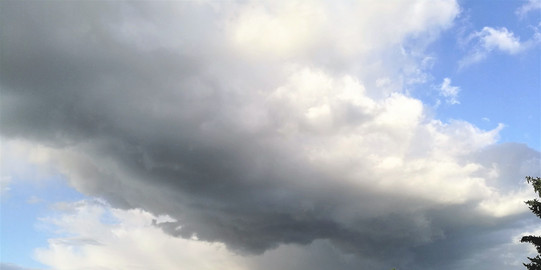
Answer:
(522, 176, 541, 270)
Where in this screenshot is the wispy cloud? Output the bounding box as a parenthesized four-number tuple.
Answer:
(0, 176, 11, 195)
(460, 27, 523, 67)
(439, 77, 461, 105)
(459, 25, 541, 68)
(516, 0, 541, 18)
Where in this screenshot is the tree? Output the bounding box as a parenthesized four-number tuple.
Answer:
(521, 176, 541, 270)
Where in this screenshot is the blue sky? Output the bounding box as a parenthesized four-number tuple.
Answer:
(1, 162, 86, 269)
(1, 1, 540, 270)
(417, 0, 541, 150)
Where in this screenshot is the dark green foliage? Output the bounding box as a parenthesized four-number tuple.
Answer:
(521, 176, 541, 270)
(525, 199, 541, 219)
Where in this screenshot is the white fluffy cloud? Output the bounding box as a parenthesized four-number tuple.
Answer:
(35, 200, 247, 270)
(460, 26, 540, 67)
(460, 27, 522, 67)
(479, 27, 523, 54)
(228, 0, 458, 58)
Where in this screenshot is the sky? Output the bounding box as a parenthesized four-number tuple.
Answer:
(0, 0, 540, 269)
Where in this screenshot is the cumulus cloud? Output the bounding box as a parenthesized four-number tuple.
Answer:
(1, 1, 539, 269)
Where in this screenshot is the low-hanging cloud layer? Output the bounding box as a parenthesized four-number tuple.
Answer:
(1, 1, 540, 269)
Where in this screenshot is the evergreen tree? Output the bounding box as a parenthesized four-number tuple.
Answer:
(521, 176, 541, 270)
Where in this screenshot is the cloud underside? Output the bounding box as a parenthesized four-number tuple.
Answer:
(29, 199, 541, 270)
(1, 1, 540, 269)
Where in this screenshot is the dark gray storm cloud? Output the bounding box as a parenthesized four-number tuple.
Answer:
(1, 1, 539, 269)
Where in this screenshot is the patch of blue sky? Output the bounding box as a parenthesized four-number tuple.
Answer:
(1, 171, 86, 269)
(462, 0, 527, 29)
(415, 0, 540, 150)
(448, 49, 540, 149)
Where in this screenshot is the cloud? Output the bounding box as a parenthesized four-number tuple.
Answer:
(516, 0, 541, 18)
(34, 199, 540, 270)
(460, 26, 539, 67)
(479, 27, 523, 54)
(228, 0, 458, 58)
(1, 1, 539, 269)
(0, 176, 11, 195)
(439, 77, 460, 104)
(34, 200, 247, 270)
(0, 263, 41, 270)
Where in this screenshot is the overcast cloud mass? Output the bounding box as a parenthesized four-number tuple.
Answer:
(1, 1, 540, 269)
